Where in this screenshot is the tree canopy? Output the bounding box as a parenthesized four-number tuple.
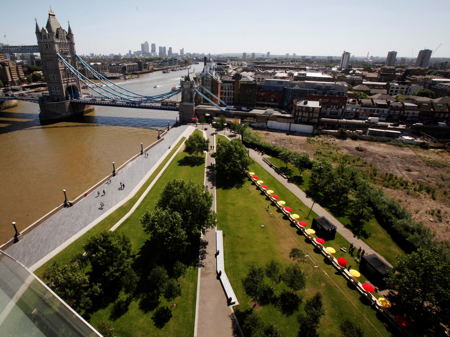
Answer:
(184, 132, 208, 155)
(386, 245, 450, 334)
(414, 88, 435, 98)
(215, 139, 251, 183)
(141, 207, 188, 255)
(84, 231, 133, 287)
(157, 179, 215, 240)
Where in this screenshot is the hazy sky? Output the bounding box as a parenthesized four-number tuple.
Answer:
(1, 0, 449, 57)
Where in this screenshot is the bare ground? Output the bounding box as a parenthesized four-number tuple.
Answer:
(255, 130, 450, 241)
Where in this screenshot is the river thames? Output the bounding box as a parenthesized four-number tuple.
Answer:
(0, 64, 203, 243)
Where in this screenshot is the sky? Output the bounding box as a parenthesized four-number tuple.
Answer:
(1, 0, 449, 57)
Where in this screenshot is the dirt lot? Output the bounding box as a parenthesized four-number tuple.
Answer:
(256, 130, 450, 241)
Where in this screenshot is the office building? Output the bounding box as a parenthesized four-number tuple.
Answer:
(251, 52, 255, 59)
(242, 52, 247, 59)
(415, 49, 432, 68)
(151, 43, 156, 55)
(267, 51, 270, 58)
(386, 51, 397, 66)
(141, 41, 149, 54)
(180, 48, 184, 56)
(339, 51, 350, 69)
(168, 47, 173, 57)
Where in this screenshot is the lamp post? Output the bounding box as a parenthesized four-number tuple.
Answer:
(307, 200, 316, 218)
(112, 161, 116, 176)
(63, 189, 69, 207)
(140, 143, 144, 155)
(12, 222, 20, 243)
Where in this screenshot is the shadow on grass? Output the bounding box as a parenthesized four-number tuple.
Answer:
(288, 175, 304, 185)
(178, 155, 204, 166)
(110, 297, 132, 320)
(216, 174, 245, 189)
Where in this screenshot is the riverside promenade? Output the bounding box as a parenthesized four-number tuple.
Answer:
(5, 125, 192, 270)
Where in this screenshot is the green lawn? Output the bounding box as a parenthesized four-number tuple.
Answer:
(37, 131, 205, 337)
(217, 161, 392, 337)
(266, 156, 405, 265)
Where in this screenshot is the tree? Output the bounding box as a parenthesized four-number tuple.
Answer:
(278, 291, 301, 315)
(289, 248, 306, 263)
(215, 139, 251, 183)
(386, 245, 450, 334)
(184, 132, 208, 156)
(282, 264, 305, 291)
(241, 310, 265, 337)
(354, 92, 369, 100)
(164, 279, 181, 300)
(0, 80, 3, 88)
(216, 115, 226, 130)
(157, 180, 215, 242)
(96, 321, 116, 337)
(414, 88, 435, 98)
(279, 149, 294, 167)
(141, 208, 188, 255)
(339, 320, 364, 337)
(347, 183, 373, 237)
(148, 266, 169, 294)
(292, 153, 312, 173)
(84, 232, 133, 289)
(265, 260, 282, 283)
(243, 265, 265, 298)
(43, 261, 100, 315)
(298, 293, 324, 337)
(264, 324, 281, 337)
(31, 71, 44, 82)
(152, 306, 172, 328)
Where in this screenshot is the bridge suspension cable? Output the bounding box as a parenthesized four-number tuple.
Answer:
(193, 88, 227, 112)
(57, 53, 134, 101)
(199, 85, 227, 106)
(76, 55, 181, 103)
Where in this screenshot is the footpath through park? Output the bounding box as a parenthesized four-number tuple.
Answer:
(5, 125, 192, 270)
(245, 145, 392, 267)
(195, 125, 237, 337)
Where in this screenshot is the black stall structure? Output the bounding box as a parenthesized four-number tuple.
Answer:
(360, 254, 392, 288)
(312, 216, 336, 240)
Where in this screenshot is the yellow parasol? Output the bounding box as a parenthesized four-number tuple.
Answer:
(277, 200, 286, 206)
(266, 190, 274, 194)
(257, 180, 264, 184)
(249, 171, 255, 176)
(325, 247, 336, 254)
(291, 214, 300, 220)
(377, 297, 392, 308)
(349, 269, 361, 278)
(305, 228, 316, 235)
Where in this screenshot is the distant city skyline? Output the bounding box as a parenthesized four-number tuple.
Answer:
(0, 0, 449, 57)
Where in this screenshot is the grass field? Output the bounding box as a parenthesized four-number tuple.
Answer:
(217, 161, 393, 337)
(36, 131, 205, 337)
(266, 156, 405, 265)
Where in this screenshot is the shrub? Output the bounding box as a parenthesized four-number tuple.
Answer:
(152, 306, 172, 328)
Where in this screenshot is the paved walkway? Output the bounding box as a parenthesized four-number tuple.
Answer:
(247, 145, 392, 267)
(5, 125, 191, 269)
(196, 125, 236, 337)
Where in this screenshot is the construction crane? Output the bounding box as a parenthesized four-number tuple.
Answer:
(434, 43, 443, 54)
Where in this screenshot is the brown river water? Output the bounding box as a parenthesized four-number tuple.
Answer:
(0, 64, 202, 243)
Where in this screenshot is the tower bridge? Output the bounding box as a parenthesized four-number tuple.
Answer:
(1, 10, 231, 123)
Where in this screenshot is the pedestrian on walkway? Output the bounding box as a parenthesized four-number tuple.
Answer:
(102, 189, 105, 196)
(96, 191, 100, 197)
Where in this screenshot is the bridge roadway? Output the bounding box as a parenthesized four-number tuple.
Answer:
(0, 96, 179, 111)
(0, 45, 39, 53)
(71, 98, 179, 111)
(4, 125, 191, 269)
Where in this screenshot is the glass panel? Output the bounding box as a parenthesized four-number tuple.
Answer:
(0, 251, 100, 337)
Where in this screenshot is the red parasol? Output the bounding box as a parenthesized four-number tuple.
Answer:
(337, 257, 347, 267)
(252, 175, 259, 180)
(315, 238, 325, 244)
(261, 185, 269, 189)
(298, 221, 307, 227)
(362, 283, 375, 292)
(272, 195, 280, 199)
(284, 207, 293, 212)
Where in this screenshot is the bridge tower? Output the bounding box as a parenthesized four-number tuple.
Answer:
(179, 75, 196, 123)
(35, 11, 91, 121)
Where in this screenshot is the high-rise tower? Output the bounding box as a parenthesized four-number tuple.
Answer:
(386, 51, 397, 66)
(415, 49, 432, 68)
(36, 10, 80, 101)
